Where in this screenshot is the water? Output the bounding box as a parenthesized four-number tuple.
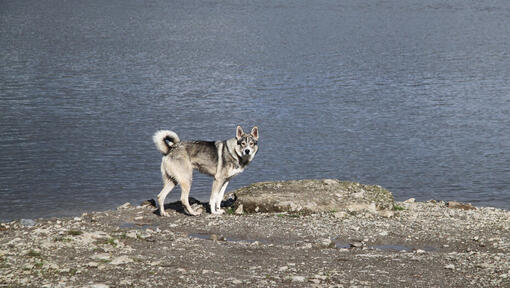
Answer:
(1, 0, 509, 221)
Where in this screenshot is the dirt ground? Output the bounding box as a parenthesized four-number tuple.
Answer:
(1, 197, 510, 287)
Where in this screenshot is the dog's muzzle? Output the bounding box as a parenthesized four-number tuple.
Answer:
(244, 149, 251, 155)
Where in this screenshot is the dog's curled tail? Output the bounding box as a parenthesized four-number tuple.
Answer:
(153, 130, 180, 155)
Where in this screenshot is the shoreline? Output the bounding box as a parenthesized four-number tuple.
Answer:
(1, 180, 510, 287)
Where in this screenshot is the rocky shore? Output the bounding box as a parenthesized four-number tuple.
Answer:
(1, 179, 509, 287)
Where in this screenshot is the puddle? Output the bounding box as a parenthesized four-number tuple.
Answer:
(189, 233, 262, 245)
(335, 241, 436, 252)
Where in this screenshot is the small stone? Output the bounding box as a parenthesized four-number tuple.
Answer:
(415, 249, 426, 254)
(291, 276, 306, 282)
(404, 198, 415, 203)
(126, 231, 138, 239)
(110, 256, 133, 265)
(117, 202, 131, 210)
(84, 284, 109, 288)
(20, 219, 36, 226)
(87, 262, 99, 268)
(301, 243, 313, 249)
(333, 211, 348, 219)
(378, 210, 394, 218)
(319, 238, 334, 248)
(119, 280, 133, 286)
(235, 204, 244, 215)
(91, 253, 111, 261)
(447, 201, 475, 210)
(444, 264, 455, 270)
(140, 199, 156, 207)
(278, 266, 288, 272)
(323, 179, 338, 185)
(350, 242, 363, 248)
(309, 278, 321, 284)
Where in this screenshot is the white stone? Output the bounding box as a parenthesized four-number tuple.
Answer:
(110, 256, 133, 265)
(291, 276, 306, 282)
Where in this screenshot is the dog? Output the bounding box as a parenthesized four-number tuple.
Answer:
(153, 126, 259, 216)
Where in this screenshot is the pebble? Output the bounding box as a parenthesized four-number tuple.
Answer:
(20, 219, 36, 227)
(110, 256, 133, 265)
(291, 276, 306, 282)
(84, 284, 109, 288)
(235, 204, 244, 215)
(90, 253, 111, 261)
(350, 242, 363, 248)
(319, 238, 333, 248)
(117, 202, 131, 210)
(444, 264, 455, 270)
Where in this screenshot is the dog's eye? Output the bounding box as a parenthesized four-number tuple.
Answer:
(249, 142, 254, 146)
(241, 142, 246, 147)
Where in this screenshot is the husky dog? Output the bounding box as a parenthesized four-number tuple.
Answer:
(153, 126, 259, 216)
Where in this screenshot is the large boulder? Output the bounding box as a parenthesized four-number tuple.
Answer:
(233, 179, 395, 215)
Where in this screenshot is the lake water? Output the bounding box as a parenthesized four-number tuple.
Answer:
(1, 0, 509, 221)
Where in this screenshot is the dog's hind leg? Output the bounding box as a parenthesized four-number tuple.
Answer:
(180, 179, 200, 216)
(157, 175, 175, 217)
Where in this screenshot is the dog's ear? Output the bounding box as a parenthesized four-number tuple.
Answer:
(236, 126, 244, 140)
(251, 126, 259, 140)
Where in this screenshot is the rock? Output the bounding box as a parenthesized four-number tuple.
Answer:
(110, 256, 133, 265)
(20, 219, 36, 226)
(333, 211, 348, 219)
(350, 242, 363, 248)
(291, 276, 306, 282)
(318, 238, 334, 248)
(235, 204, 244, 215)
(126, 231, 138, 239)
(404, 198, 416, 203)
(444, 264, 455, 270)
(87, 262, 99, 268)
(83, 284, 109, 288)
(447, 201, 476, 210)
(90, 253, 111, 261)
(140, 199, 156, 207)
(233, 179, 394, 214)
(117, 202, 132, 210)
(378, 210, 395, 218)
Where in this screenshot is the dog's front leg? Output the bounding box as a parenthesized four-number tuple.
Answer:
(210, 178, 226, 215)
(216, 181, 229, 212)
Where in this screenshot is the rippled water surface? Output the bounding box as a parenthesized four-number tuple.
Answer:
(1, 0, 509, 220)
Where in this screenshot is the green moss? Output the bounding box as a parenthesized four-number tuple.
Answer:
(26, 250, 42, 258)
(67, 230, 83, 236)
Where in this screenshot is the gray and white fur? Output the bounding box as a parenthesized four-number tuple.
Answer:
(153, 126, 259, 216)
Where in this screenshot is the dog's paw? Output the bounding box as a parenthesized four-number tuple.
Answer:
(186, 208, 201, 216)
(211, 209, 225, 215)
(160, 210, 170, 217)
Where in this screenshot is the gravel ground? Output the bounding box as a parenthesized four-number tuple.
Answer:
(1, 198, 509, 287)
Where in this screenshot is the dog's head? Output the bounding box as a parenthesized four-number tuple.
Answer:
(235, 126, 259, 160)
